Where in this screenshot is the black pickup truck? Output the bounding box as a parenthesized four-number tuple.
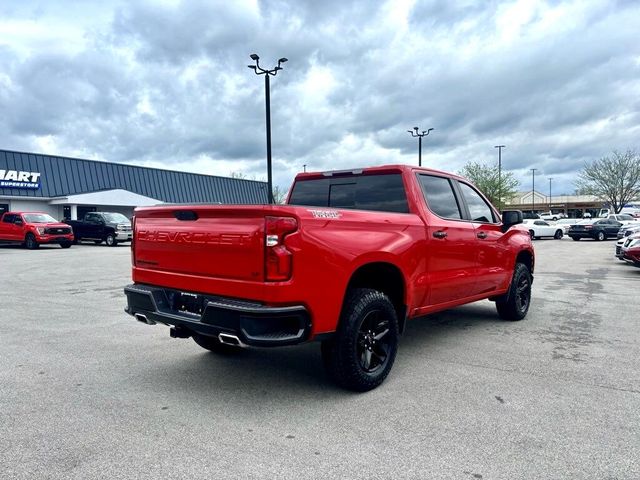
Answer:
(65, 212, 132, 246)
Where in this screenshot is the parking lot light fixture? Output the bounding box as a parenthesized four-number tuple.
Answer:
(248, 53, 287, 204)
(494, 145, 506, 210)
(531, 168, 538, 214)
(408, 127, 434, 167)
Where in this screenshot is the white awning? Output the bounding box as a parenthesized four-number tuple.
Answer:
(49, 189, 162, 206)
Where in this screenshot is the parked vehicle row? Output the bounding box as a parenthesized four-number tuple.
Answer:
(0, 211, 131, 249)
(615, 232, 640, 267)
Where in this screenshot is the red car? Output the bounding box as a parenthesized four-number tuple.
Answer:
(621, 232, 640, 267)
(0, 212, 74, 249)
(124, 165, 534, 391)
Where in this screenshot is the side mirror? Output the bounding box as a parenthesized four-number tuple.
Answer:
(501, 210, 523, 233)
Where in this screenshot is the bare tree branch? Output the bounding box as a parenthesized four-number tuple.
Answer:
(575, 150, 640, 213)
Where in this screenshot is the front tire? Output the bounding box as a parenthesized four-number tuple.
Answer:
(529, 230, 535, 239)
(25, 233, 39, 250)
(571, 236, 580, 241)
(321, 288, 399, 392)
(495, 263, 532, 321)
(60, 242, 72, 249)
(192, 333, 243, 355)
(105, 233, 117, 247)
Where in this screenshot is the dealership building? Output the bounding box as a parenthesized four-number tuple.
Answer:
(0, 149, 268, 220)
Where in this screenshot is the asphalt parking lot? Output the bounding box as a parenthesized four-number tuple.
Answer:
(1, 238, 639, 479)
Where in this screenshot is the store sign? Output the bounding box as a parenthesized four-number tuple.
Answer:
(0, 170, 41, 189)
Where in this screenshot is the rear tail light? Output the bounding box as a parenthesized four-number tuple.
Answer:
(265, 216, 298, 281)
(131, 215, 136, 266)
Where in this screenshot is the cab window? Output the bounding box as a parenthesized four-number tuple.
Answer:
(417, 174, 462, 219)
(457, 182, 497, 223)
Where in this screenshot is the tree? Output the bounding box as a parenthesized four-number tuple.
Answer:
(230, 171, 287, 204)
(458, 161, 519, 208)
(575, 150, 640, 213)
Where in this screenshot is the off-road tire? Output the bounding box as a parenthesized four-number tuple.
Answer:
(321, 288, 399, 392)
(495, 263, 532, 321)
(25, 233, 39, 250)
(192, 333, 243, 355)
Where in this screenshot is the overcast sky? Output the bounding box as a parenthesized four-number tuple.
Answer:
(1, 0, 639, 195)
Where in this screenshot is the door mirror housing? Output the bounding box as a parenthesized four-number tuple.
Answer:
(501, 210, 523, 233)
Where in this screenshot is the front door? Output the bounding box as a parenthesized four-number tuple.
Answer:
(416, 174, 478, 306)
(456, 181, 511, 296)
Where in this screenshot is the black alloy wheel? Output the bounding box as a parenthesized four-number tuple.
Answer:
(322, 288, 399, 391)
(356, 309, 392, 374)
(25, 233, 39, 250)
(496, 263, 532, 321)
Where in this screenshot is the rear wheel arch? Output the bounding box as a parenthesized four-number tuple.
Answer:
(344, 262, 407, 333)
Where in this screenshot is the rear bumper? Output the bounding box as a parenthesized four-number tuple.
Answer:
(569, 231, 595, 239)
(124, 283, 311, 347)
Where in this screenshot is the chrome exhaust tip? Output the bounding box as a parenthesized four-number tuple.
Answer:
(135, 313, 156, 325)
(218, 333, 245, 347)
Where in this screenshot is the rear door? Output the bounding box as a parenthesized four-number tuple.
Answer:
(416, 174, 478, 306)
(0, 214, 18, 241)
(456, 181, 510, 296)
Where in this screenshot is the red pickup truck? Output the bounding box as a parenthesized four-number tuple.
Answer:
(124, 165, 534, 391)
(0, 212, 74, 249)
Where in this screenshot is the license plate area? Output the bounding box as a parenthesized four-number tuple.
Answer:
(174, 292, 206, 315)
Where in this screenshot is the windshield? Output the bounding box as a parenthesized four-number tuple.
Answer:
(102, 213, 130, 223)
(23, 213, 57, 223)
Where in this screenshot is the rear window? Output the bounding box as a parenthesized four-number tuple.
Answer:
(289, 174, 409, 213)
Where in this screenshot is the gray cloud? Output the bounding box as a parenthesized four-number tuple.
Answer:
(0, 0, 639, 195)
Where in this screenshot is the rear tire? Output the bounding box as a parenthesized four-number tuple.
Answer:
(25, 233, 39, 250)
(596, 231, 605, 241)
(495, 263, 532, 321)
(60, 242, 72, 249)
(554, 229, 563, 239)
(192, 333, 243, 355)
(321, 288, 398, 392)
(571, 236, 580, 241)
(529, 230, 535, 239)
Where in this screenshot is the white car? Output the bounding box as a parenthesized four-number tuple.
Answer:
(539, 211, 566, 221)
(522, 219, 564, 239)
(606, 213, 638, 225)
(555, 218, 579, 234)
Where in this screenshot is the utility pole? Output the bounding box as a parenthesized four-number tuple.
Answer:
(407, 127, 434, 167)
(248, 54, 288, 204)
(531, 168, 538, 215)
(494, 145, 506, 210)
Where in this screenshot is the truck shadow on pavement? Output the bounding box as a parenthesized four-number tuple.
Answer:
(138, 301, 506, 396)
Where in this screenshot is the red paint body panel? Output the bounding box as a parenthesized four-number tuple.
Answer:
(131, 165, 534, 338)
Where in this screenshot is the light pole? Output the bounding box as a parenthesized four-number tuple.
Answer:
(248, 53, 287, 204)
(407, 127, 434, 167)
(303, 164, 307, 173)
(494, 145, 505, 210)
(531, 168, 538, 214)
(548, 177, 553, 211)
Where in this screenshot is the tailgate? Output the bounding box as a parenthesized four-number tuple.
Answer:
(134, 206, 267, 282)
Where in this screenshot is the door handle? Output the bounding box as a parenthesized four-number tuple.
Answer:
(433, 230, 447, 239)
(477, 231, 488, 239)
